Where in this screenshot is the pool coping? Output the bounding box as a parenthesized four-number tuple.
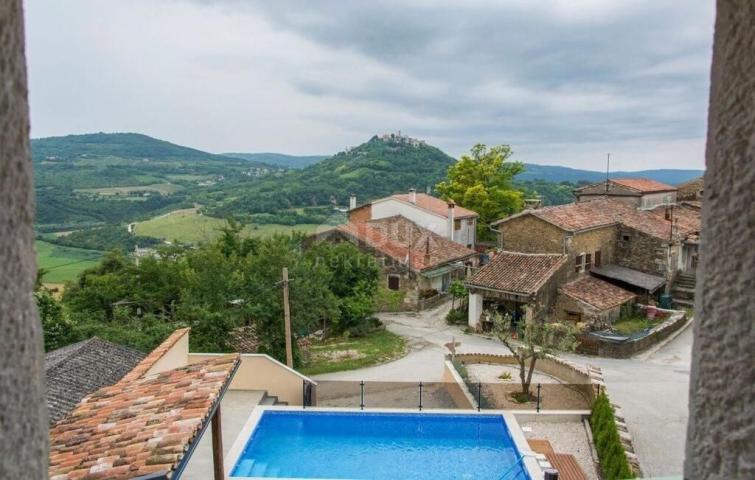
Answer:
(224, 405, 543, 480)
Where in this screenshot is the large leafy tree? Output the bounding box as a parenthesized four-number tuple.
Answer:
(436, 144, 525, 239)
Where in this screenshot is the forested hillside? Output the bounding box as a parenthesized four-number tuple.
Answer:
(223, 152, 327, 169)
(31, 133, 277, 229)
(205, 135, 457, 218)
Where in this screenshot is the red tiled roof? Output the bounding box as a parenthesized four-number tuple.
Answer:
(496, 198, 700, 241)
(390, 193, 478, 218)
(49, 332, 239, 480)
(335, 216, 476, 271)
(466, 251, 567, 295)
(609, 178, 677, 193)
(559, 276, 635, 311)
(120, 328, 189, 383)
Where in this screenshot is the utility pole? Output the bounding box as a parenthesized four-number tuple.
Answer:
(282, 267, 293, 368)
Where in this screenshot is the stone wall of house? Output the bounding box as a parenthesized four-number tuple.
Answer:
(499, 215, 565, 253)
(567, 225, 618, 281)
(686, 2, 755, 477)
(534, 260, 570, 323)
(0, 2, 50, 477)
(554, 293, 610, 327)
(616, 226, 669, 276)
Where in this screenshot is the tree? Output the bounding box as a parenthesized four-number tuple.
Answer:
(448, 279, 468, 311)
(435, 144, 524, 240)
(36, 290, 78, 351)
(491, 311, 578, 400)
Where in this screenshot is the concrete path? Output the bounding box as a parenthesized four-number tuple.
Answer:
(315, 301, 693, 477)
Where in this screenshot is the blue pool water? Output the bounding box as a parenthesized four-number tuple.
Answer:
(230, 411, 530, 479)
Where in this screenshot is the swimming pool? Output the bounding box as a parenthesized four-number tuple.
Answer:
(228, 409, 532, 479)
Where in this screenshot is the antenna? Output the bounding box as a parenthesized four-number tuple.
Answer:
(605, 153, 611, 194)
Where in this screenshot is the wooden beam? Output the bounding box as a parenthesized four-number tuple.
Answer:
(211, 405, 224, 480)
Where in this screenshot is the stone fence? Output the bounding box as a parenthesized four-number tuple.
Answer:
(580, 308, 688, 358)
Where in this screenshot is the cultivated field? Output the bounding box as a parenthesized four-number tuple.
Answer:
(75, 183, 182, 196)
(134, 208, 323, 244)
(36, 240, 103, 283)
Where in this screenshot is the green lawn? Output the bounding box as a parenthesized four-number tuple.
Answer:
(300, 329, 408, 376)
(134, 208, 323, 244)
(36, 240, 103, 283)
(611, 313, 662, 335)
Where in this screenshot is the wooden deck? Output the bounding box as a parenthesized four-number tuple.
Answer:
(545, 453, 588, 480)
(528, 438, 555, 455)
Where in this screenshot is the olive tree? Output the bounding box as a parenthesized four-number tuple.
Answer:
(491, 311, 578, 400)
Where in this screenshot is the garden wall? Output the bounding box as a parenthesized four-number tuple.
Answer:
(581, 309, 688, 358)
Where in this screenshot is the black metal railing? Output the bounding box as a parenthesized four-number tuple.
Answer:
(303, 380, 592, 411)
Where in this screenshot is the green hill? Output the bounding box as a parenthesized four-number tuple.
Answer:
(206, 135, 456, 217)
(32, 133, 276, 229)
(223, 152, 327, 169)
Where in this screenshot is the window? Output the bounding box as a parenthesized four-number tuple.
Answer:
(594, 250, 602, 268)
(565, 311, 582, 323)
(387, 275, 400, 291)
(454, 219, 461, 230)
(585, 253, 592, 270)
(622, 234, 630, 242)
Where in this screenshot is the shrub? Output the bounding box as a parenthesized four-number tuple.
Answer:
(445, 307, 467, 325)
(590, 393, 635, 479)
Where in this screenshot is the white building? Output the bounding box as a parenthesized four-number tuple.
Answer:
(348, 189, 479, 249)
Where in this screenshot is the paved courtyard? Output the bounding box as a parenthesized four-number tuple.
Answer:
(315, 301, 693, 477)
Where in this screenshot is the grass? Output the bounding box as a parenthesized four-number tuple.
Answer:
(75, 183, 182, 196)
(36, 240, 103, 283)
(134, 208, 322, 244)
(611, 313, 661, 335)
(300, 329, 407, 376)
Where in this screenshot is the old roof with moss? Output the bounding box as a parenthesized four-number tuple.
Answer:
(45, 337, 146, 424)
(559, 276, 636, 311)
(466, 251, 567, 295)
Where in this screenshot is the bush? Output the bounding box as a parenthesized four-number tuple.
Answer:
(590, 393, 635, 479)
(445, 307, 467, 325)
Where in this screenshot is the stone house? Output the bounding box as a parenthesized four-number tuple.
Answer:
(555, 276, 636, 327)
(471, 195, 701, 327)
(348, 190, 479, 249)
(574, 178, 677, 209)
(466, 251, 568, 330)
(317, 215, 478, 310)
(676, 176, 704, 201)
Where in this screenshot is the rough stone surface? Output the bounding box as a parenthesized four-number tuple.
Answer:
(685, 1, 755, 478)
(0, 1, 49, 477)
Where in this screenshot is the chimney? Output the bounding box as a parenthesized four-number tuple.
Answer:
(349, 193, 357, 210)
(409, 188, 417, 204)
(447, 200, 456, 241)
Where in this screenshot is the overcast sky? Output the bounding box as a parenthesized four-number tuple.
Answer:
(25, 0, 714, 170)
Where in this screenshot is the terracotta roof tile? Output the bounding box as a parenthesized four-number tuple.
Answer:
(335, 216, 477, 271)
(49, 332, 239, 480)
(120, 328, 189, 383)
(559, 276, 635, 311)
(390, 193, 478, 218)
(608, 178, 677, 193)
(466, 251, 567, 295)
(496, 198, 700, 241)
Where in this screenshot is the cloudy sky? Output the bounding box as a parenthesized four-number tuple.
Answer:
(25, 0, 714, 170)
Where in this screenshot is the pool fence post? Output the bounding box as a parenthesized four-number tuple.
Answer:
(360, 380, 365, 410)
(418, 382, 423, 411)
(536, 383, 542, 413)
(302, 380, 306, 409)
(477, 383, 481, 411)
